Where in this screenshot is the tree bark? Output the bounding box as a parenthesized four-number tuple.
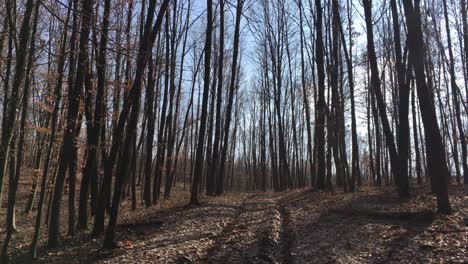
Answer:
(401, 0, 451, 213)
(216, 0, 243, 196)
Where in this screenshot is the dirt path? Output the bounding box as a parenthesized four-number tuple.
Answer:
(6, 185, 466, 263)
(204, 192, 299, 264)
(277, 201, 294, 263)
(202, 185, 465, 264)
(204, 193, 281, 263)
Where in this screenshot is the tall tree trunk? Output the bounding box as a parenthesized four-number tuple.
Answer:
(390, 0, 410, 196)
(0, 5, 14, 206)
(48, 0, 93, 247)
(163, 2, 179, 199)
(30, 0, 74, 257)
(402, 0, 451, 213)
(143, 53, 157, 207)
(461, 0, 468, 98)
(367, 82, 375, 185)
(2, 1, 40, 259)
(93, 0, 169, 237)
(336, 0, 360, 191)
(78, 0, 111, 230)
(215, 0, 243, 196)
(100, 0, 169, 247)
(0, 0, 36, 207)
(411, 80, 423, 184)
(362, 0, 401, 194)
(442, 0, 467, 183)
(190, 0, 213, 204)
(209, 0, 224, 196)
(328, 0, 340, 191)
(153, 14, 171, 204)
(297, 0, 314, 188)
(314, 0, 327, 190)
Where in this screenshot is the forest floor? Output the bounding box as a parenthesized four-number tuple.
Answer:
(1, 181, 466, 263)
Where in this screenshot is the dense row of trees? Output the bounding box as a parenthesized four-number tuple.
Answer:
(0, 0, 466, 261)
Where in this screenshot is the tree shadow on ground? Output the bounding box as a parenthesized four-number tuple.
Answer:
(283, 190, 436, 263)
(10, 197, 242, 263)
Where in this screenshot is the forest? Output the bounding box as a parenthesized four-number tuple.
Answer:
(0, 0, 466, 262)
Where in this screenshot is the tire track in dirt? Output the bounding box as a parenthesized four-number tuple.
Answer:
(277, 201, 295, 264)
(203, 193, 281, 263)
(201, 193, 264, 263)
